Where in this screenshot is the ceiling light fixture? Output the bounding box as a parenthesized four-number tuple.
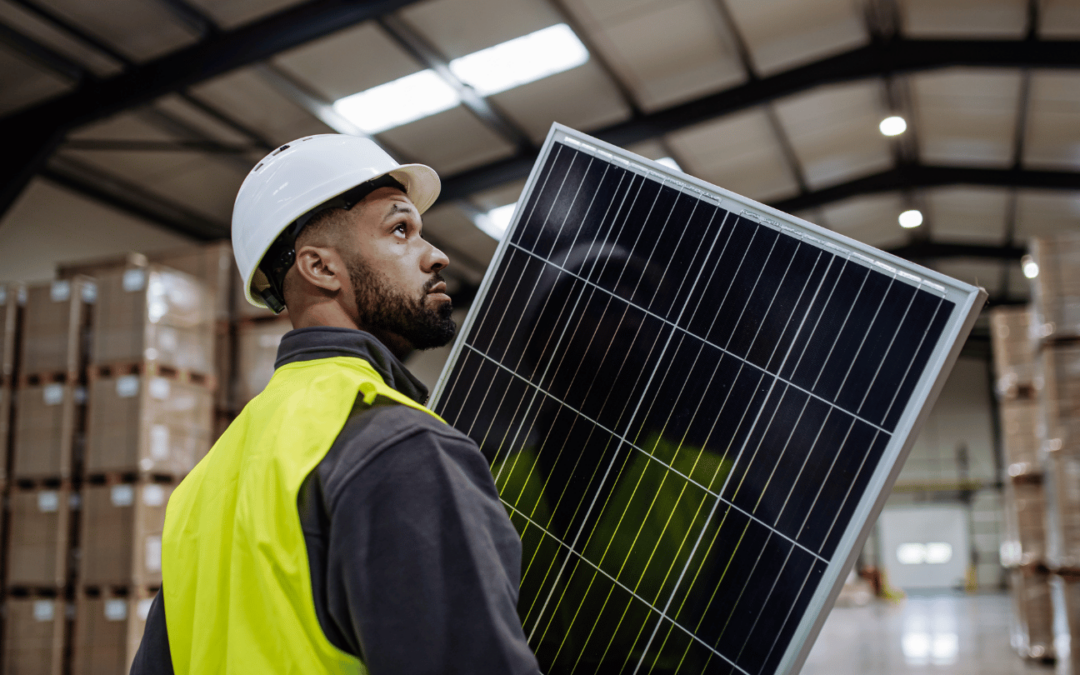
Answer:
(899, 209, 923, 229)
(1022, 254, 1039, 279)
(474, 202, 517, 240)
(449, 24, 589, 96)
(333, 70, 460, 134)
(880, 115, 907, 137)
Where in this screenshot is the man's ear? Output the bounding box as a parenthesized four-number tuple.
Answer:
(294, 244, 345, 293)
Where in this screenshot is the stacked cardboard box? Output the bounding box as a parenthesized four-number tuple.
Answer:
(79, 482, 171, 588)
(4, 278, 93, 633)
(0, 283, 20, 484)
(86, 265, 213, 475)
(149, 242, 234, 323)
(993, 307, 1038, 398)
(235, 317, 292, 408)
(72, 589, 152, 675)
(1011, 569, 1056, 660)
(12, 383, 82, 480)
(20, 278, 95, 380)
(1054, 576, 1080, 675)
(2, 596, 66, 675)
(2, 242, 290, 673)
(85, 375, 212, 477)
(6, 487, 73, 589)
(990, 305, 1055, 660)
(90, 265, 213, 375)
(1032, 236, 1080, 342)
(1031, 232, 1080, 673)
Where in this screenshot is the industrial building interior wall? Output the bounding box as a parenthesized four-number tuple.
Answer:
(900, 358, 998, 487)
(867, 357, 1006, 591)
(0, 179, 192, 283)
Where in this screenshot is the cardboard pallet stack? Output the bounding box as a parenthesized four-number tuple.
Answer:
(210, 251, 290, 435)
(1031, 233, 1080, 675)
(2, 278, 94, 675)
(73, 262, 214, 675)
(0, 241, 290, 673)
(991, 305, 1056, 661)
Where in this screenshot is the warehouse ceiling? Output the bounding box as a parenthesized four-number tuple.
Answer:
(0, 0, 1078, 304)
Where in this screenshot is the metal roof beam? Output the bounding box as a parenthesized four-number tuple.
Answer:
(437, 37, 1080, 202)
(770, 163, 1080, 213)
(0, 0, 428, 131)
(42, 156, 227, 240)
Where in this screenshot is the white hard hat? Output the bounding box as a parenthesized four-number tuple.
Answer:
(231, 134, 441, 311)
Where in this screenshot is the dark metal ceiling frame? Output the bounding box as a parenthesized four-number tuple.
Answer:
(437, 36, 1080, 202)
(1, 0, 427, 218)
(710, 0, 811, 197)
(43, 155, 226, 239)
(0, 0, 1076, 264)
(145, 0, 418, 159)
(771, 163, 1080, 213)
(9, 0, 275, 151)
(999, 0, 1043, 293)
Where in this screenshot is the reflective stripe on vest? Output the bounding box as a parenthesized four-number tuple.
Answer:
(162, 356, 444, 674)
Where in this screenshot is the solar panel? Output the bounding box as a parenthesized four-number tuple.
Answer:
(431, 124, 984, 675)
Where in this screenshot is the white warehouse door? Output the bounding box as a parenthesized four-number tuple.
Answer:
(878, 506, 970, 590)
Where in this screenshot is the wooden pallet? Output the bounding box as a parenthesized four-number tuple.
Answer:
(87, 361, 215, 389)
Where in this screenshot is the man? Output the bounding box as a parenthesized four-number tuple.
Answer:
(131, 135, 541, 674)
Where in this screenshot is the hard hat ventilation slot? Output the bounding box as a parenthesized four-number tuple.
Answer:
(253, 163, 264, 172)
(271, 144, 291, 156)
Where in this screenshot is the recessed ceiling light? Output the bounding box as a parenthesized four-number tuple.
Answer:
(899, 209, 923, 228)
(474, 202, 517, 240)
(656, 156, 682, 172)
(449, 24, 588, 96)
(880, 115, 907, 137)
(1022, 254, 1039, 279)
(333, 70, 460, 134)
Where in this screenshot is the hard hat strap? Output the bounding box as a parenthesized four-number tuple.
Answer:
(258, 174, 407, 312)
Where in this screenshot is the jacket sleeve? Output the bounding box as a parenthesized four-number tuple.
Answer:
(323, 414, 542, 675)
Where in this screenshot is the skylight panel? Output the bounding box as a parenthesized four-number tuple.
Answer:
(333, 70, 460, 134)
(448, 24, 589, 97)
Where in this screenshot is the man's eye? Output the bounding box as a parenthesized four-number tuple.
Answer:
(394, 223, 408, 234)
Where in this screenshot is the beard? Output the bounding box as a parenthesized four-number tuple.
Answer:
(346, 255, 457, 351)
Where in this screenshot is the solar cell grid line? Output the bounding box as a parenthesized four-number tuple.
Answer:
(431, 124, 985, 675)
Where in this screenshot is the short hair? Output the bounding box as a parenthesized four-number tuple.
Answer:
(295, 206, 353, 251)
(282, 207, 355, 304)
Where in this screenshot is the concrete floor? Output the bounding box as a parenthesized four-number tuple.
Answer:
(800, 593, 1051, 675)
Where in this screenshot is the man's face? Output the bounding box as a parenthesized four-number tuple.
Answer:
(343, 186, 456, 351)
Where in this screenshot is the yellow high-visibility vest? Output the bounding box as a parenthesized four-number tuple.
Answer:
(162, 356, 443, 674)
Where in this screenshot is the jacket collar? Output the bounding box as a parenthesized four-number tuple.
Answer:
(274, 326, 429, 404)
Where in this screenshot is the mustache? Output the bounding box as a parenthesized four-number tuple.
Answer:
(423, 273, 446, 293)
